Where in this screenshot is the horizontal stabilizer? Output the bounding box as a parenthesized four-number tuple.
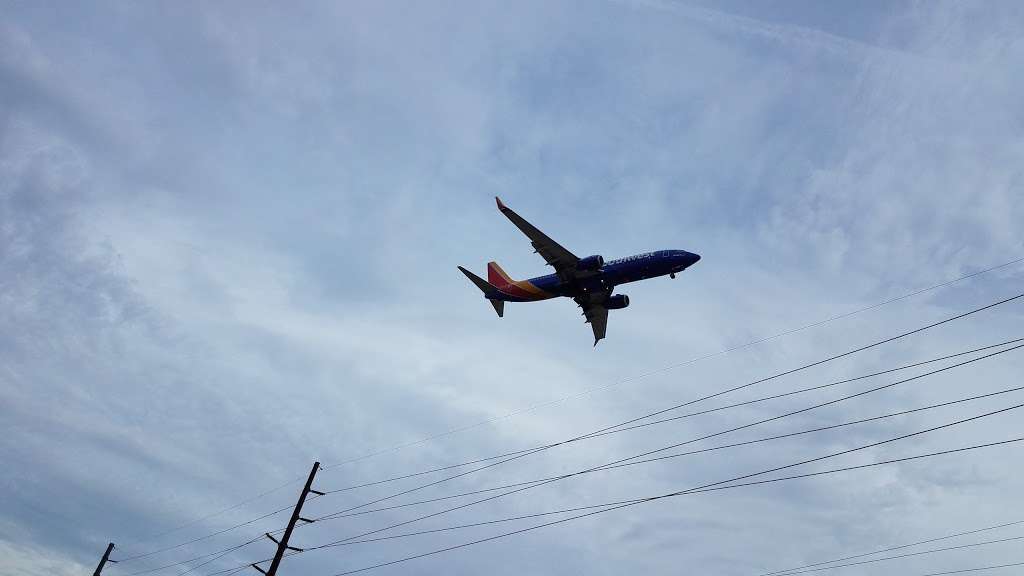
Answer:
(458, 266, 504, 318)
(459, 266, 493, 293)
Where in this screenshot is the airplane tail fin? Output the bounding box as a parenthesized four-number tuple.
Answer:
(458, 266, 505, 318)
(487, 261, 516, 287)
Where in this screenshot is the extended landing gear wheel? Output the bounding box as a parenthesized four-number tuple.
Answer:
(670, 272, 676, 279)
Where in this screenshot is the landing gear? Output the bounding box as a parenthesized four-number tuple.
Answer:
(670, 272, 676, 279)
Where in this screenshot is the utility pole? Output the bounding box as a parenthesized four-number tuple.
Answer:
(252, 461, 322, 576)
(93, 542, 116, 576)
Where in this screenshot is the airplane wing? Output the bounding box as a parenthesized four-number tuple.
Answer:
(495, 197, 579, 276)
(581, 302, 609, 346)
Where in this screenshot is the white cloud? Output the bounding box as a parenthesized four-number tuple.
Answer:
(0, 538, 87, 576)
(2, 1, 1023, 575)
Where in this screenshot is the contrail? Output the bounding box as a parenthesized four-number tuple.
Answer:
(614, 0, 941, 65)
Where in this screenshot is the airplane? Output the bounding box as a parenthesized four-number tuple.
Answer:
(459, 197, 701, 345)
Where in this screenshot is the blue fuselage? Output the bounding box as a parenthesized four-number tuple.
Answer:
(497, 249, 700, 302)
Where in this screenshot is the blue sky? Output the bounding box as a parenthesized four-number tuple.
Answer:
(2, 2, 1023, 575)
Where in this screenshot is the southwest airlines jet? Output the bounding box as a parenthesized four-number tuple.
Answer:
(459, 198, 701, 345)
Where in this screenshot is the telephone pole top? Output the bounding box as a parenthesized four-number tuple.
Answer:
(93, 542, 116, 576)
(252, 461, 322, 576)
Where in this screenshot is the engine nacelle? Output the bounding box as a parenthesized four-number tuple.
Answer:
(577, 254, 605, 271)
(606, 294, 630, 310)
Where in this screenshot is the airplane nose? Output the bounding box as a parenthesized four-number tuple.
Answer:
(687, 251, 701, 266)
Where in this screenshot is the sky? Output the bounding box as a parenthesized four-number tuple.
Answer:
(2, 1, 1024, 575)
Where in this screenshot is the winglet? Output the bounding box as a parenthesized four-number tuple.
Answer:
(495, 196, 507, 211)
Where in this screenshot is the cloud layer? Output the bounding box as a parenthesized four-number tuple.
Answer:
(2, 1, 1023, 575)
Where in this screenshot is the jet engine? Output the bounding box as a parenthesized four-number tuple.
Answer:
(606, 294, 630, 309)
(577, 255, 605, 271)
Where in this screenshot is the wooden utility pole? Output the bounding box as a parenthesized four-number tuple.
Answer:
(252, 461, 322, 576)
(93, 542, 116, 576)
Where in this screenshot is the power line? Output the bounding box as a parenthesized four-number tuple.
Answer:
(457, 437, 1024, 543)
(760, 519, 1024, 576)
(130, 336, 1023, 576)
(205, 340, 1024, 569)
(581, 339, 1024, 440)
(579, 342, 1024, 481)
(310, 341, 1023, 532)
(321, 337, 1024, 496)
(175, 536, 263, 576)
(123, 335, 1022, 573)
(199, 436, 1023, 576)
(300, 346, 1024, 576)
(322, 447, 537, 495)
(110, 264, 1022, 565)
(306, 296, 1023, 533)
(568, 293, 1023, 444)
(321, 259, 1024, 471)
(119, 536, 262, 576)
(112, 498, 323, 575)
(303, 348, 1022, 561)
(114, 292, 1024, 575)
(774, 535, 1024, 575)
(315, 436, 1024, 549)
(128, 469, 321, 576)
(114, 503, 296, 564)
(122, 466, 323, 576)
(196, 548, 299, 576)
(117, 476, 306, 551)
(316, 433, 1024, 575)
(318, 502, 636, 547)
(182, 377, 1024, 576)
(662, 438, 1024, 495)
(915, 562, 1024, 576)
(312, 383, 1024, 524)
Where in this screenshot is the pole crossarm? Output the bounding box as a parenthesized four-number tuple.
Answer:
(253, 461, 321, 576)
(93, 542, 116, 576)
